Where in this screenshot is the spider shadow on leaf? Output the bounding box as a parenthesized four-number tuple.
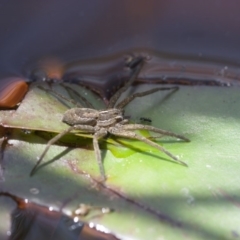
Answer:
(30, 58, 190, 182)
(34, 147, 73, 173)
(109, 135, 185, 166)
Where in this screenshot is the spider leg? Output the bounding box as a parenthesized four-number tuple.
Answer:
(109, 128, 188, 166)
(93, 129, 108, 181)
(116, 86, 178, 109)
(38, 86, 83, 107)
(31, 124, 97, 176)
(107, 59, 144, 109)
(30, 126, 75, 176)
(122, 124, 190, 142)
(60, 83, 94, 108)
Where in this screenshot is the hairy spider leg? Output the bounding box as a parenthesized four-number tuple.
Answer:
(38, 86, 83, 107)
(93, 129, 109, 181)
(38, 84, 95, 108)
(107, 59, 144, 108)
(59, 83, 94, 108)
(116, 86, 179, 109)
(109, 127, 187, 166)
(30, 124, 96, 176)
(30, 126, 75, 176)
(122, 124, 190, 142)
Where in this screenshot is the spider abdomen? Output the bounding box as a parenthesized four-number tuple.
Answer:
(62, 108, 98, 126)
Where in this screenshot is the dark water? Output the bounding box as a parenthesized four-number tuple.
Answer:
(0, 0, 240, 83)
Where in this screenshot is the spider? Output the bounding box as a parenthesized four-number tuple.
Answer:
(30, 59, 190, 181)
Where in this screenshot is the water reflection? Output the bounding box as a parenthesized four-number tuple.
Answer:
(0, 50, 237, 108)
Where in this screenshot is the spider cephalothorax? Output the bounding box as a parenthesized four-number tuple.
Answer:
(62, 108, 125, 127)
(30, 59, 189, 181)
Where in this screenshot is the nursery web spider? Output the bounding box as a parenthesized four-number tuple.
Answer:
(30, 59, 189, 181)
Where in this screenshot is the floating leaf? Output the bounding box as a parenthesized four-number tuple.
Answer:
(1, 83, 239, 240)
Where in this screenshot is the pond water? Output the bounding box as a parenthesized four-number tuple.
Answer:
(1, 1, 240, 83)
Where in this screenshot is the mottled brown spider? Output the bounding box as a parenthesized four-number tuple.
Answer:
(30, 59, 189, 181)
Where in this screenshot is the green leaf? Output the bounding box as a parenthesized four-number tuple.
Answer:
(1, 83, 239, 240)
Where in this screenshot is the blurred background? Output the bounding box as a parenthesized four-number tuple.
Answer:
(0, 0, 240, 85)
